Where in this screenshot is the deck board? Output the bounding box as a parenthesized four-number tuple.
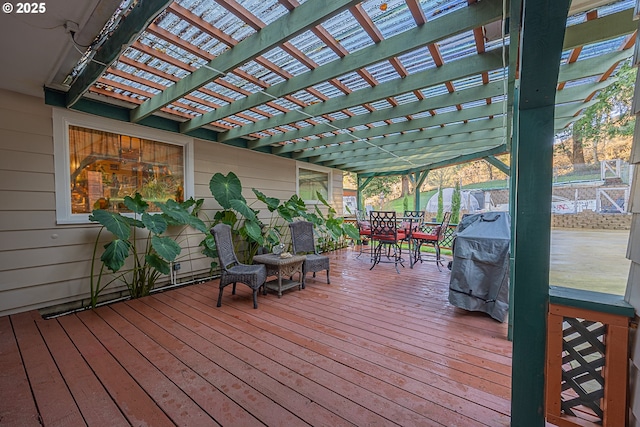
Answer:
(1, 247, 514, 426)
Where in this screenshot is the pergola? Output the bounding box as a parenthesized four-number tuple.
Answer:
(41, 0, 637, 424)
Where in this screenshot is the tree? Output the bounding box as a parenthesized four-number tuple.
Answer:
(451, 181, 461, 224)
(401, 175, 411, 197)
(436, 186, 444, 222)
(569, 61, 636, 168)
(361, 175, 400, 208)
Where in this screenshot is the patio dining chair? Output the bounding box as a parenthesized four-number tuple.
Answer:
(411, 212, 451, 271)
(355, 209, 372, 259)
(369, 211, 405, 273)
(289, 220, 330, 285)
(211, 223, 267, 309)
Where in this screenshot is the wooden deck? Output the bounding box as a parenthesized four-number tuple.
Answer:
(0, 247, 512, 426)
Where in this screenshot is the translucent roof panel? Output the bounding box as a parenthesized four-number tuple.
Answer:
(70, 0, 635, 174)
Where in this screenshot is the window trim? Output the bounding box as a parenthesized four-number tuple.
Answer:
(296, 162, 332, 205)
(53, 108, 195, 224)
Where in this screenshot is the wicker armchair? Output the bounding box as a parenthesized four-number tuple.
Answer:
(211, 223, 267, 309)
(288, 221, 330, 286)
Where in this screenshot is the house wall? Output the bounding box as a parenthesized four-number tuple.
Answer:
(625, 68, 640, 427)
(0, 89, 343, 317)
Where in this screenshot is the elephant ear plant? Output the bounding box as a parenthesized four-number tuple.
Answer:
(89, 193, 207, 308)
(200, 172, 266, 266)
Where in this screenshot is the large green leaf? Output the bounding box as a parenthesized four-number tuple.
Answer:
(158, 199, 207, 233)
(199, 234, 218, 258)
(124, 193, 148, 214)
(100, 239, 131, 272)
(123, 216, 145, 228)
(89, 210, 131, 240)
(253, 189, 280, 212)
(142, 212, 168, 235)
(229, 199, 257, 222)
(342, 223, 360, 240)
(243, 220, 263, 244)
(151, 235, 182, 261)
(145, 253, 170, 275)
(276, 205, 295, 222)
(209, 172, 244, 209)
(214, 210, 238, 227)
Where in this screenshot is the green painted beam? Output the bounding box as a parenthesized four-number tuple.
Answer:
(296, 119, 503, 160)
(269, 82, 506, 152)
(65, 0, 174, 108)
(341, 140, 504, 172)
(554, 116, 583, 130)
(563, 8, 636, 51)
(321, 137, 505, 169)
(180, 0, 505, 134)
(313, 129, 504, 165)
(511, 0, 571, 425)
(484, 155, 510, 176)
(310, 129, 504, 165)
(219, 49, 506, 142)
(320, 138, 504, 169)
(130, 0, 361, 123)
(414, 170, 430, 210)
(355, 144, 508, 177)
(557, 49, 632, 83)
(554, 99, 598, 118)
(555, 79, 615, 104)
(356, 175, 375, 211)
(287, 104, 504, 158)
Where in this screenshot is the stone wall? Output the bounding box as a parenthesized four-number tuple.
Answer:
(551, 212, 632, 230)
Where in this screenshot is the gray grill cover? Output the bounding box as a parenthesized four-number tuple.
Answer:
(448, 212, 511, 322)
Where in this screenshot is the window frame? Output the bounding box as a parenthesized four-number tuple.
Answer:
(53, 108, 195, 224)
(296, 162, 332, 205)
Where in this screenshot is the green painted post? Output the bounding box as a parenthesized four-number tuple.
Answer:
(510, 1, 571, 426)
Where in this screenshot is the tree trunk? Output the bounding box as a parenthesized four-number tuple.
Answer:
(572, 131, 587, 171)
(484, 160, 494, 181)
(401, 175, 410, 197)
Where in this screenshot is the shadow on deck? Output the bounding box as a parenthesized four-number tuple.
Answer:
(0, 247, 512, 426)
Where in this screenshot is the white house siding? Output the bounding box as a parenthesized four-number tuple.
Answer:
(0, 89, 344, 316)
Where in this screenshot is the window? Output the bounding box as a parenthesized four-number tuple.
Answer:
(297, 165, 331, 203)
(54, 109, 194, 223)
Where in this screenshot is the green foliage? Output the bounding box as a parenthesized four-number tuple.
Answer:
(201, 173, 359, 266)
(402, 195, 409, 212)
(451, 181, 461, 224)
(436, 187, 444, 222)
(572, 61, 636, 158)
(89, 193, 206, 308)
(361, 176, 400, 199)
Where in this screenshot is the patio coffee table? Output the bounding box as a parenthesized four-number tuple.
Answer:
(253, 253, 306, 297)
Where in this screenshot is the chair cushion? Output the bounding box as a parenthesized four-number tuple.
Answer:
(412, 231, 438, 240)
(372, 231, 405, 241)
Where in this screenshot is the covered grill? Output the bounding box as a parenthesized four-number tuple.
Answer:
(448, 212, 511, 322)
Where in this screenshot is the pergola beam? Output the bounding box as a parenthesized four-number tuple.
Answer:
(180, 0, 504, 134)
(557, 49, 632, 83)
(307, 124, 504, 163)
(296, 117, 503, 160)
(65, 0, 173, 108)
(322, 137, 505, 169)
(341, 141, 505, 172)
(129, 0, 361, 123)
(218, 49, 506, 142)
(355, 144, 508, 177)
(268, 81, 506, 152)
(563, 8, 636, 50)
(485, 155, 510, 175)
